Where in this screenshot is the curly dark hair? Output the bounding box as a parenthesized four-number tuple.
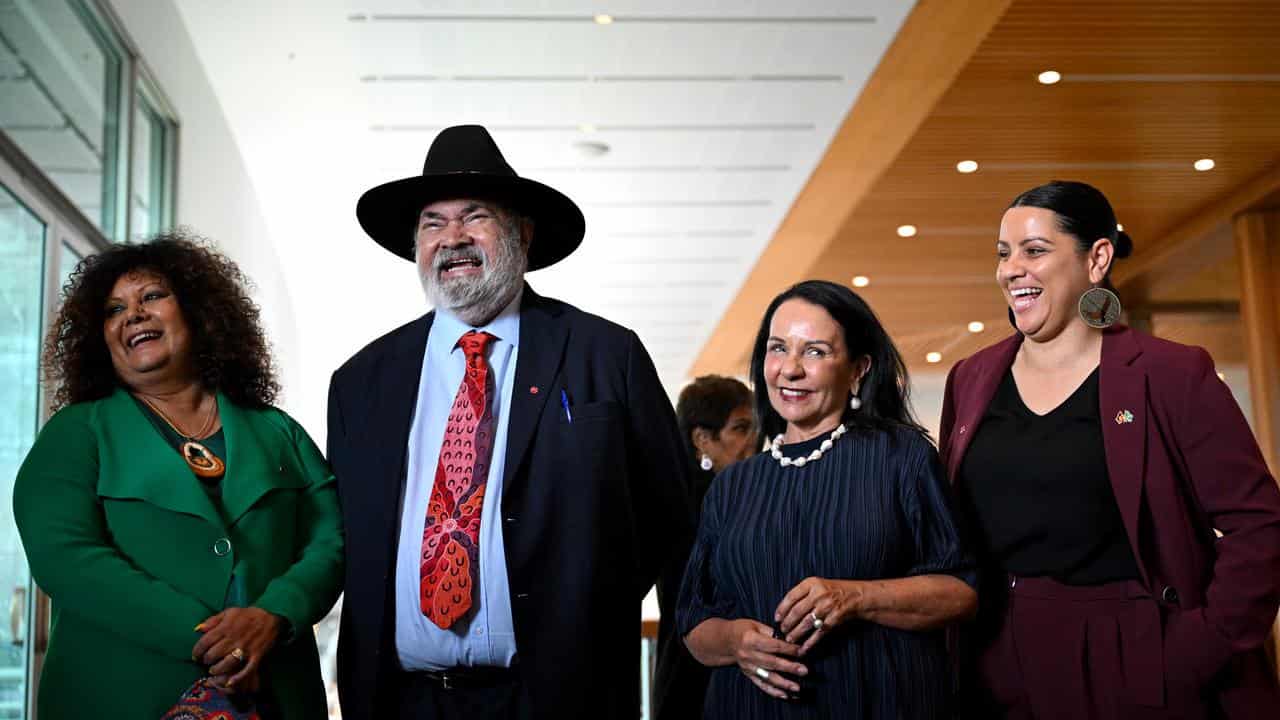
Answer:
(43, 232, 280, 410)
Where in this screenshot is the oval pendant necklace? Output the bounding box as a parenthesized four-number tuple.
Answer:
(137, 394, 226, 479)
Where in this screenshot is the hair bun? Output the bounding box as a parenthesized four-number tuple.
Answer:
(1114, 230, 1134, 259)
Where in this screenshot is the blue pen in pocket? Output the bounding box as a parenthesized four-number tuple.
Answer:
(560, 389, 573, 423)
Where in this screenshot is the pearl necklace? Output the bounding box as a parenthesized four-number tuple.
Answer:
(769, 423, 847, 468)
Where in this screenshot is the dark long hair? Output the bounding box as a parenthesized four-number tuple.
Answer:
(748, 280, 925, 442)
(1008, 180, 1135, 279)
(43, 232, 280, 410)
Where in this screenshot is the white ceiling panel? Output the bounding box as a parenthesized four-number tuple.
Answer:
(171, 0, 915, 399)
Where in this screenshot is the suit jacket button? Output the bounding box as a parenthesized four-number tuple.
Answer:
(1161, 586, 1179, 605)
(212, 538, 233, 556)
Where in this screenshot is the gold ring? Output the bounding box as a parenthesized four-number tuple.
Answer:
(231, 647, 246, 662)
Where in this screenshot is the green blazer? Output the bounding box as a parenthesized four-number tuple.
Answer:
(14, 388, 344, 719)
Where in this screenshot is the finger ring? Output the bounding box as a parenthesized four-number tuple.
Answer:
(810, 610, 824, 630)
(754, 666, 770, 680)
(231, 647, 246, 662)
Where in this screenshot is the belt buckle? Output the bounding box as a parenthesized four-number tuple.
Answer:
(440, 672, 453, 691)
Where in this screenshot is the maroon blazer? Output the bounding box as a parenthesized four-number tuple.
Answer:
(939, 325, 1280, 716)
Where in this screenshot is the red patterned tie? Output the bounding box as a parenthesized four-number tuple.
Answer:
(420, 330, 497, 629)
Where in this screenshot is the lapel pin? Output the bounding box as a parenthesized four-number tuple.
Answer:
(529, 386, 539, 395)
(1115, 410, 1134, 425)
(958, 425, 967, 435)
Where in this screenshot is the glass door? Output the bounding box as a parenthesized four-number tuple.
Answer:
(0, 147, 104, 719)
(0, 178, 45, 720)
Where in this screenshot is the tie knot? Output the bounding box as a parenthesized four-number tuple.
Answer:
(457, 330, 497, 359)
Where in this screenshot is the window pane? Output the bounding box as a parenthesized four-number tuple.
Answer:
(0, 0, 124, 239)
(0, 182, 45, 720)
(131, 95, 170, 241)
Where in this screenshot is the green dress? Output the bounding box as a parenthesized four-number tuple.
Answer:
(13, 388, 345, 719)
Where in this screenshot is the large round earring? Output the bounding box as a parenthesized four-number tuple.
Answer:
(1079, 286, 1121, 329)
(699, 454, 714, 471)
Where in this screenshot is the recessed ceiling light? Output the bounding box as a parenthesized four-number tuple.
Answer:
(1194, 158, 1215, 172)
(968, 321, 985, 333)
(896, 224, 917, 238)
(926, 352, 942, 364)
(579, 123, 597, 133)
(594, 14, 614, 25)
(1038, 70, 1061, 85)
(1116, 223, 1124, 231)
(852, 276, 870, 288)
(573, 140, 610, 158)
(956, 160, 979, 174)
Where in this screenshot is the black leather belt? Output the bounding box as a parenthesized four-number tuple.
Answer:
(402, 666, 518, 691)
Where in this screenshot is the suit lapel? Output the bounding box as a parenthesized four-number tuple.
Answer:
(502, 286, 569, 500)
(946, 334, 1021, 483)
(1097, 326, 1151, 585)
(219, 393, 307, 527)
(96, 389, 223, 527)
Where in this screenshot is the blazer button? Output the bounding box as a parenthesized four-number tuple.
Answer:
(212, 538, 233, 556)
(1161, 585, 1179, 605)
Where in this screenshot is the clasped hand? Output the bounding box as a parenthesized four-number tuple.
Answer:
(775, 576, 863, 652)
(191, 607, 283, 692)
(730, 577, 863, 700)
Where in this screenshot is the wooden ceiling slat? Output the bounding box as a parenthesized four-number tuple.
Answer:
(695, 0, 1280, 375)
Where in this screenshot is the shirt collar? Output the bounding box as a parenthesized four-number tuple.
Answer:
(432, 291, 522, 350)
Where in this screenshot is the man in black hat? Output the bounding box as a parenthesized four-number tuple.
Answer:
(327, 125, 695, 719)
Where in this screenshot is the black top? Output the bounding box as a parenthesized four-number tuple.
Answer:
(677, 426, 975, 719)
(957, 368, 1138, 585)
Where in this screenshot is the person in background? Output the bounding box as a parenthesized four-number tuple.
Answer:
(941, 180, 1280, 719)
(679, 375, 758, 502)
(14, 235, 344, 719)
(678, 280, 977, 719)
(655, 374, 758, 718)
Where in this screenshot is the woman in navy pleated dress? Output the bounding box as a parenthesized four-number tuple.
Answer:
(677, 280, 978, 719)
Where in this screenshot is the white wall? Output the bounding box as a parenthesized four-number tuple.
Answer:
(105, 0, 302, 416)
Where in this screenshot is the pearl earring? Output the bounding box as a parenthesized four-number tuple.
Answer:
(850, 393, 862, 411)
(700, 454, 714, 471)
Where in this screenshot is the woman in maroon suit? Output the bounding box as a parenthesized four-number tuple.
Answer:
(940, 180, 1280, 720)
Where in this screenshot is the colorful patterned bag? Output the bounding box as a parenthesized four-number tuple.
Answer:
(161, 678, 262, 720)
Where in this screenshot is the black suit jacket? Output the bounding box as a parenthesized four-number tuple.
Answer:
(327, 285, 695, 719)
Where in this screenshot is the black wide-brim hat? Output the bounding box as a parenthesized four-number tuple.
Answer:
(356, 125, 585, 270)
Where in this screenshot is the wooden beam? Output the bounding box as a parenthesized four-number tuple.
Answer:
(689, 0, 1015, 377)
(1232, 209, 1280, 686)
(1233, 210, 1280, 475)
(1117, 163, 1280, 297)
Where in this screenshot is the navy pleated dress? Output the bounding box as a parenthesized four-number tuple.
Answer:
(676, 425, 975, 719)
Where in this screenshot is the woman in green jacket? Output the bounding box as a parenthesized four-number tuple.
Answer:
(14, 235, 344, 719)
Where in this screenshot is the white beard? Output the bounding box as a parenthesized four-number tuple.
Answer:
(419, 226, 527, 326)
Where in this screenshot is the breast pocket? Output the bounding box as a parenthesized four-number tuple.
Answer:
(557, 400, 623, 425)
